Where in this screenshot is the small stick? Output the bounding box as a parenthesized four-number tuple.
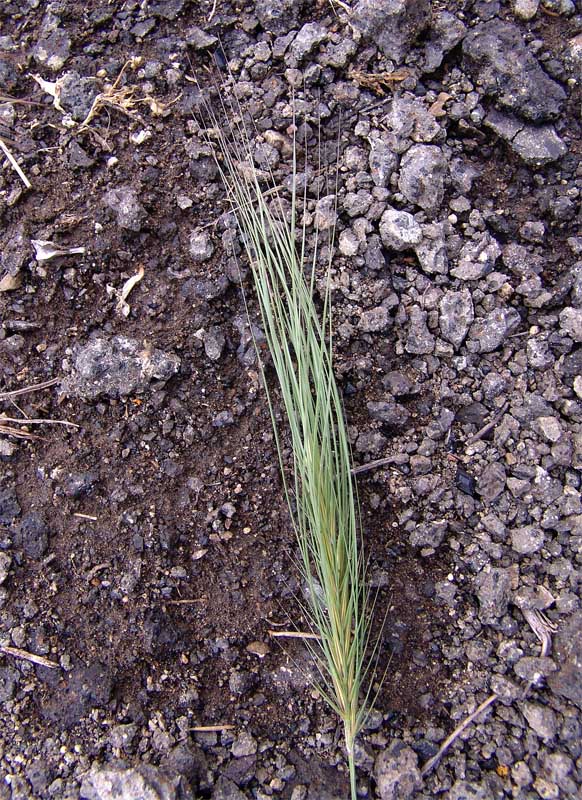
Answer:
(0, 416, 79, 428)
(189, 724, 234, 732)
(268, 629, 321, 640)
(465, 403, 509, 446)
(165, 599, 205, 605)
(0, 377, 60, 401)
(351, 456, 394, 475)
(421, 693, 498, 777)
(0, 137, 32, 188)
(0, 425, 39, 439)
(0, 644, 59, 670)
(74, 513, 98, 521)
(207, 0, 218, 23)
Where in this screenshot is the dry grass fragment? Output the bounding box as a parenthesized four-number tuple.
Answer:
(348, 68, 411, 96)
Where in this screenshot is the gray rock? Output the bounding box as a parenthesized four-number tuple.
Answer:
(548, 612, 582, 709)
(0, 223, 28, 291)
(0, 666, 19, 702)
(231, 731, 257, 758)
(356, 431, 387, 454)
(189, 229, 214, 262)
(475, 567, 512, 625)
(58, 71, 99, 122)
(80, 763, 192, 800)
(184, 26, 218, 49)
(515, 655, 557, 684)
(33, 19, 71, 71)
(414, 222, 448, 275)
(405, 306, 434, 355)
(511, 525, 544, 555)
(379, 207, 422, 251)
(288, 22, 327, 63)
(490, 674, 521, 704)
(368, 135, 399, 187)
(532, 416, 563, 443)
(439, 289, 474, 349)
(0, 552, 11, 585)
(462, 21, 566, 122)
(65, 336, 180, 399)
(468, 307, 521, 353)
(384, 96, 442, 144)
(511, 125, 568, 165)
(423, 11, 466, 72)
(211, 777, 246, 800)
(477, 463, 506, 503)
(374, 740, 422, 800)
(256, 0, 305, 36)
(314, 195, 337, 231)
(451, 233, 501, 281)
(383, 371, 416, 397)
(367, 401, 410, 428)
(559, 307, 582, 342)
(398, 144, 446, 214)
(104, 186, 147, 232)
(360, 306, 390, 332)
(522, 702, 557, 741)
(203, 327, 225, 362)
(409, 520, 447, 548)
(449, 781, 489, 800)
(513, 0, 539, 19)
(351, 0, 431, 62)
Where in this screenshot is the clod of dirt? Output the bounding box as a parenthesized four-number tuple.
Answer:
(63, 336, 181, 400)
(39, 661, 113, 729)
(12, 512, 49, 559)
(0, 484, 20, 525)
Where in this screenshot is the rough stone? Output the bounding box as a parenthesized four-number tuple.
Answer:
(189, 229, 214, 262)
(65, 336, 180, 399)
(288, 22, 327, 63)
(468, 307, 521, 353)
(58, 71, 99, 122)
(548, 612, 582, 709)
(104, 186, 147, 232)
(374, 740, 422, 800)
(462, 21, 566, 122)
(0, 485, 20, 525)
(80, 763, 192, 800)
(398, 144, 446, 214)
(475, 567, 512, 625)
(211, 777, 246, 800)
(559, 307, 582, 342)
(513, 0, 539, 19)
(511, 525, 544, 555)
(351, 0, 432, 62)
(439, 289, 474, 349)
(477, 463, 506, 503)
(367, 401, 410, 428)
(33, 20, 71, 71)
(360, 307, 390, 332)
(415, 223, 448, 275)
(405, 306, 435, 355)
(379, 207, 422, 251)
(451, 233, 501, 281)
(368, 135, 399, 187)
(511, 125, 568, 165)
(256, 0, 305, 35)
(0, 552, 11, 585)
(384, 96, 442, 144)
(423, 11, 466, 72)
(522, 702, 557, 741)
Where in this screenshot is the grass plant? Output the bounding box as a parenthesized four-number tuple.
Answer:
(204, 89, 373, 798)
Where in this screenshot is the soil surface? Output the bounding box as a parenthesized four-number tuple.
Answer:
(0, 1, 581, 799)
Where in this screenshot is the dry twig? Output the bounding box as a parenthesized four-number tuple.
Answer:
(0, 137, 32, 188)
(0, 644, 59, 670)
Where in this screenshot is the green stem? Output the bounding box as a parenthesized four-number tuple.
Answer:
(346, 729, 357, 800)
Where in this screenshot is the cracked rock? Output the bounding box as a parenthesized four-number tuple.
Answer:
(189, 229, 214, 263)
(64, 336, 180, 399)
(398, 144, 447, 214)
(256, 0, 305, 35)
(548, 612, 582, 709)
(379, 207, 422, 251)
(439, 289, 474, 349)
(451, 233, 501, 281)
(351, 0, 431, 62)
(105, 186, 147, 232)
(462, 20, 566, 123)
(468, 307, 521, 353)
(559, 307, 582, 342)
(475, 567, 512, 625)
(80, 763, 192, 800)
(511, 525, 544, 555)
(374, 740, 422, 800)
(405, 306, 435, 355)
